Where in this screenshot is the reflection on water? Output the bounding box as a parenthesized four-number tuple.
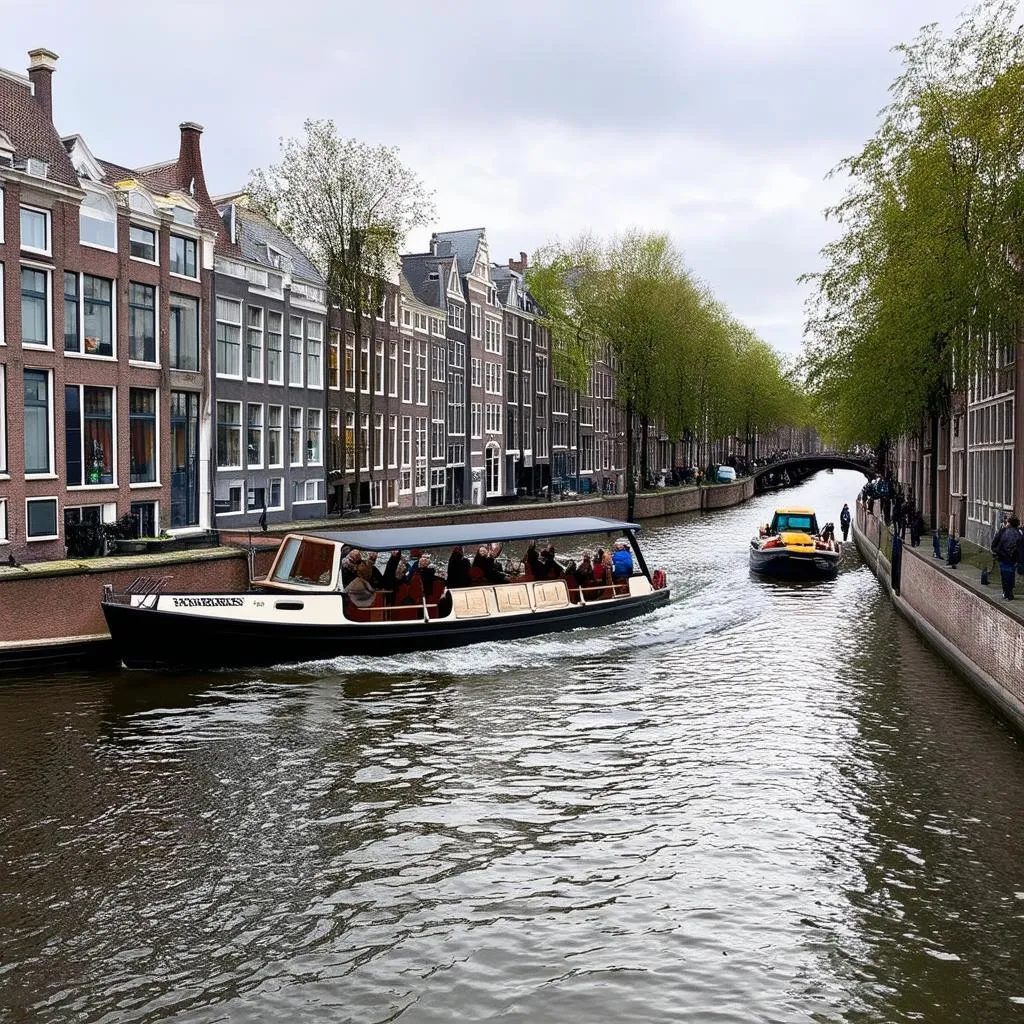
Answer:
(2, 471, 1023, 1023)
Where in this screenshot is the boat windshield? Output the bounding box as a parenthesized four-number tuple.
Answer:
(270, 536, 337, 587)
(772, 513, 817, 533)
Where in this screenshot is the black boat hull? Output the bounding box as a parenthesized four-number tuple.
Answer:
(101, 588, 672, 670)
(749, 545, 839, 581)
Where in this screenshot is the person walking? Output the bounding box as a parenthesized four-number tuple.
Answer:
(992, 515, 1023, 600)
(839, 503, 852, 542)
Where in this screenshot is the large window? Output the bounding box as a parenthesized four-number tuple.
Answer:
(20, 207, 49, 255)
(306, 320, 323, 388)
(289, 407, 303, 466)
(80, 193, 117, 250)
(21, 267, 49, 347)
(289, 316, 304, 387)
(216, 401, 242, 469)
(471, 303, 481, 339)
(129, 388, 157, 483)
(169, 294, 199, 371)
(24, 369, 51, 475)
(65, 384, 114, 486)
(416, 341, 428, 404)
(329, 329, 341, 389)
(485, 317, 501, 354)
(216, 297, 242, 378)
(447, 303, 465, 331)
(247, 306, 264, 381)
(247, 404, 263, 468)
(485, 444, 500, 495)
(401, 340, 412, 402)
(307, 408, 322, 465)
(128, 283, 156, 362)
(130, 224, 157, 262)
(170, 235, 197, 278)
(267, 406, 283, 468)
(267, 311, 283, 384)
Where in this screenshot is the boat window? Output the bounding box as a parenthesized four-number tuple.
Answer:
(270, 538, 335, 586)
(773, 514, 816, 532)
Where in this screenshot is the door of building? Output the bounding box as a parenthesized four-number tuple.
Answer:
(170, 390, 199, 528)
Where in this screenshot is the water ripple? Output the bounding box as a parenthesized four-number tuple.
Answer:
(2, 472, 1024, 1023)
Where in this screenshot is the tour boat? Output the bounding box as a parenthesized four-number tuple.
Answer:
(101, 516, 671, 670)
(749, 506, 841, 580)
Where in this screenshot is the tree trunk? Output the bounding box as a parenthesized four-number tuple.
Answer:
(929, 411, 940, 533)
(640, 413, 650, 488)
(626, 397, 636, 521)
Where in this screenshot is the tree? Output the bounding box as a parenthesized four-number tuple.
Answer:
(249, 119, 434, 508)
(803, 0, 1024, 517)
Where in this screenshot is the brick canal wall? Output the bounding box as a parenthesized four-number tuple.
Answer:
(0, 481, 753, 663)
(853, 501, 1024, 735)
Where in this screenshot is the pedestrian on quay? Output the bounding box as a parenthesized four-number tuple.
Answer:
(910, 506, 924, 547)
(991, 515, 1023, 601)
(839, 503, 852, 542)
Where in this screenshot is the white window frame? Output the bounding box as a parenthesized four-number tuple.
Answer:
(79, 191, 118, 253)
(129, 223, 159, 265)
(25, 496, 59, 541)
(266, 310, 284, 385)
(306, 319, 324, 390)
(0, 497, 7, 544)
(471, 303, 481, 339)
(169, 233, 199, 280)
(247, 402, 264, 470)
(307, 408, 323, 466)
(247, 306, 264, 383)
(23, 366, 55, 478)
(66, 382, 119, 489)
(21, 263, 52, 350)
(289, 406, 304, 467)
(268, 476, 284, 511)
(267, 405, 283, 469)
(289, 315, 304, 388)
(215, 297, 243, 380)
(0, 261, 4, 345)
(20, 205, 51, 257)
(216, 400, 243, 470)
(128, 386, 159, 488)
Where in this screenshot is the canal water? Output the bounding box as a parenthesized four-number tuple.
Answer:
(2, 470, 1024, 1024)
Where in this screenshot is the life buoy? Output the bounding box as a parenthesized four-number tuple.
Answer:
(652, 569, 667, 590)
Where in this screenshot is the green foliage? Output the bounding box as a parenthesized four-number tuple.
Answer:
(803, 0, 1024, 447)
(527, 232, 805, 455)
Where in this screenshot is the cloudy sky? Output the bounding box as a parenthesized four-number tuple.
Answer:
(2, 0, 994, 355)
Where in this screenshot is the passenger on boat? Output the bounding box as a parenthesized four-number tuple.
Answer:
(818, 523, 837, 551)
(472, 544, 507, 584)
(447, 546, 472, 588)
(344, 561, 378, 608)
(575, 552, 595, 588)
(611, 539, 634, 581)
(367, 551, 384, 588)
(341, 548, 364, 586)
(540, 544, 564, 579)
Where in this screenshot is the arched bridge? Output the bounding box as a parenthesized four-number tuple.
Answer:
(751, 453, 875, 493)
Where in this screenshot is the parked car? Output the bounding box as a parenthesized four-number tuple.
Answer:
(716, 465, 737, 483)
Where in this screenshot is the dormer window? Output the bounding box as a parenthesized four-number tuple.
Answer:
(0, 130, 14, 167)
(80, 192, 117, 251)
(171, 206, 196, 226)
(25, 158, 48, 178)
(129, 190, 156, 216)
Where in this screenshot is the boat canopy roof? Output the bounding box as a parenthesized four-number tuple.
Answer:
(299, 516, 641, 553)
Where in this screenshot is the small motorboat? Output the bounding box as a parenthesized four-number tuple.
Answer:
(100, 515, 671, 670)
(749, 507, 841, 580)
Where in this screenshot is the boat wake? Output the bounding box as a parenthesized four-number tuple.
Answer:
(264, 580, 757, 682)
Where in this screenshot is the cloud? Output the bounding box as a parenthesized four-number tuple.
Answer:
(0, 0, 997, 357)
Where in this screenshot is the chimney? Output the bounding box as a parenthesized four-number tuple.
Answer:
(177, 121, 214, 206)
(27, 48, 58, 123)
(508, 251, 529, 274)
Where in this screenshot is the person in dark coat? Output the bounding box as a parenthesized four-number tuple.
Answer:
(992, 515, 1023, 600)
(909, 507, 924, 547)
(447, 546, 472, 588)
(839, 503, 852, 542)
